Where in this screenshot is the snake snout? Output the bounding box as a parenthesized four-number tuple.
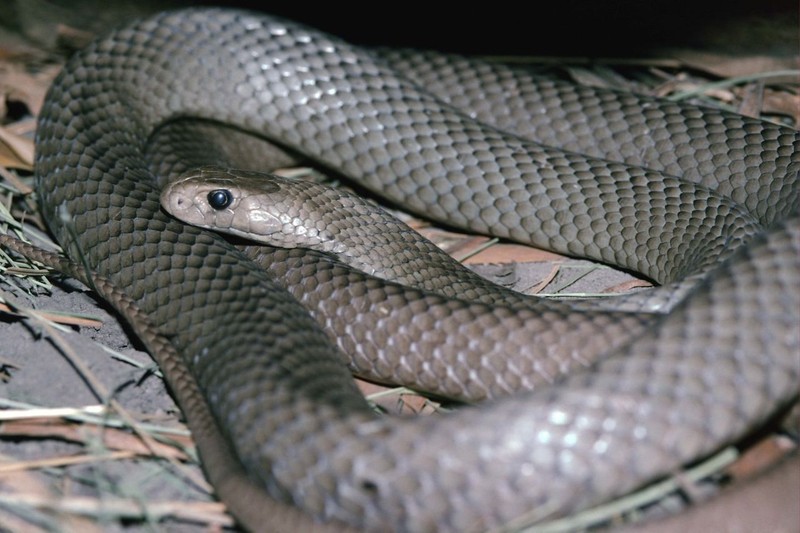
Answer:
(160, 184, 208, 227)
(160, 185, 186, 215)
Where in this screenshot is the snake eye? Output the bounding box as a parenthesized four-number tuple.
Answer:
(207, 189, 233, 210)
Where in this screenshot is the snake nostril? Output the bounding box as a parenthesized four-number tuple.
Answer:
(360, 479, 379, 495)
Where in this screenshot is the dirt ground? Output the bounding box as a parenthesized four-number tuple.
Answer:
(0, 1, 798, 531)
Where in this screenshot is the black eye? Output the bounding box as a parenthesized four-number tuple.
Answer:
(207, 189, 233, 210)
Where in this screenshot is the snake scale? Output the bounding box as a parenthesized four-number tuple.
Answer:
(30, 7, 799, 532)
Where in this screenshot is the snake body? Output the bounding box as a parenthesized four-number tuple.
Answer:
(33, 7, 799, 532)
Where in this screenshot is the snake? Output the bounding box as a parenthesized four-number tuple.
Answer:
(28, 6, 799, 532)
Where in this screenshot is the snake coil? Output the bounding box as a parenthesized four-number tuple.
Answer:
(33, 8, 799, 532)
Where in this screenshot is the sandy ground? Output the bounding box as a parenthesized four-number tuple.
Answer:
(0, 270, 219, 531)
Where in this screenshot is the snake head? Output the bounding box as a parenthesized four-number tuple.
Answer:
(160, 166, 290, 243)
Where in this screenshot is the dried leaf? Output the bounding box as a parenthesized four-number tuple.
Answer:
(527, 263, 562, 294)
(0, 64, 59, 117)
(602, 279, 654, 293)
(669, 51, 798, 80)
(763, 88, 800, 127)
(0, 126, 34, 170)
(727, 434, 798, 480)
(462, 243, 563, 265)
(0, 418, 190, 461)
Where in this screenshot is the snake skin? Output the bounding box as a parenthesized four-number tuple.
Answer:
(33, 7, 799, 532)
(160, 166, 598, 308)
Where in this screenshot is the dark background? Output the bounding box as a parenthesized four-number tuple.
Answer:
(228, 0, 797, 57)
(4, 0, 798, 59)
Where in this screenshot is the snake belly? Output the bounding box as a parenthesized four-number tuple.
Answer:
(33, 7, 799, 532)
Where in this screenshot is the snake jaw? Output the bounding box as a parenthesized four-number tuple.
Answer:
(235, 194, 287, 239)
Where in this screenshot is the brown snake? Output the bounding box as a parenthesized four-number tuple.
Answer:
(20, 6, 800, 532)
